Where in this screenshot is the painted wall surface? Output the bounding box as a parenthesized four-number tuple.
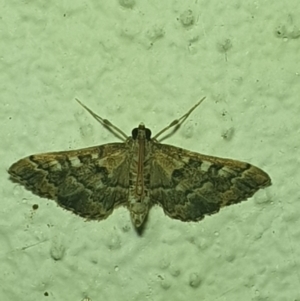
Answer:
(1, 1, 299, 300)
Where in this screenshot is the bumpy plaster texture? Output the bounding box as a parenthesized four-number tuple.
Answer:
(1, 1, 300, 301)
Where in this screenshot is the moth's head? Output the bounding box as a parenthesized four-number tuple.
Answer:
(129, 202, 149, 228)
(131, 123, 152, 140)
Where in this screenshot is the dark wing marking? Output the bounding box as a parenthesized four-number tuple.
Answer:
(8, 143, 130, 220)
(149, 143, 271, 222)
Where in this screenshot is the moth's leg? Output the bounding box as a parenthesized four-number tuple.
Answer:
(76, 98, 128, 141)
(153, 96, 206, 140)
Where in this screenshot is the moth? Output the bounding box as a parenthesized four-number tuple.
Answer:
(8, 98, 271, 229)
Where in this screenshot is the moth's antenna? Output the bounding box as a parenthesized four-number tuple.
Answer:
(75, 99, 128, 141)
(153, 96, 206, 140)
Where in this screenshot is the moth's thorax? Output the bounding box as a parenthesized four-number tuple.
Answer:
(128, 123, 152, 227)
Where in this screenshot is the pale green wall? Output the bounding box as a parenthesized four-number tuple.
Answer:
(1, 1, 299, 300)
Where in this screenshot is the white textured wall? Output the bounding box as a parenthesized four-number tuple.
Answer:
(1, 1, 299, 300)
